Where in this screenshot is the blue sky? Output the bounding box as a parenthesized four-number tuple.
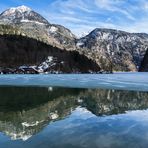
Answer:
(0, 0, 148, 36)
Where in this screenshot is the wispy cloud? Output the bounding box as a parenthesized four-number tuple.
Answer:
(94, 0, 135, 20)
(40, 0, 148, 36)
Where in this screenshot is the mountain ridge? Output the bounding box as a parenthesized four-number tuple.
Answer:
(76, 28, 148, 71)
(0, 33, 101, 74)
(0, 5, 76, 50)
(0, 5, 148, 72)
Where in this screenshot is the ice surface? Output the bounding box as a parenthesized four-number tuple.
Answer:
(0, 73, 148, 91)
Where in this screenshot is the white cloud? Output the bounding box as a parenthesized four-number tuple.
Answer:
(95, 0, 136, 20)
(136, 0, 148, 11)
(125, 19, 148, 33)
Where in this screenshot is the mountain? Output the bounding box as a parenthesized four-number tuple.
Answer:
(76, 28, 148, 71)
(139, 48, 148, 72)
(0, 6, 101, 73)
(0, 5, 76, 50)
(0, 33, 100, 74)
(0, 6, 148, 72)
(0, 5, 49, 24)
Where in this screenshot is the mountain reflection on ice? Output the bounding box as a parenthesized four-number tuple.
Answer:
(0, 86, 148, 148)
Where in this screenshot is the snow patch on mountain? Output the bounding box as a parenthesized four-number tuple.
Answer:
(38, 56, 56, 72)
(49, 26, 58, 33)
(15, 5, 31, 13)
(20, 19, 45, 25)
(76, 41, 84, 47)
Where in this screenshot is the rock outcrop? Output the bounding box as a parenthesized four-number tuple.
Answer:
(139, 48, 148, 72)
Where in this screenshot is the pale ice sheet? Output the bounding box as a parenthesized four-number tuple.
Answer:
(0, 72, 148, 91)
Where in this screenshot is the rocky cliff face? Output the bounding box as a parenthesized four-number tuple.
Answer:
(0, 33, 100, 73)
(139, 48, 148, 72)
(76, 28, 148, 71)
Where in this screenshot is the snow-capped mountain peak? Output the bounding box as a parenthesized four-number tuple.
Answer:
(0, 6, 76, 50)
(2, 5, 31, 16)
(0, 5, 49, 25)
(14, 5, 31, 13)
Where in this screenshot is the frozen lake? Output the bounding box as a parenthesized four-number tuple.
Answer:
(0, 73, 148, 148)
(0, 72, 148, 91)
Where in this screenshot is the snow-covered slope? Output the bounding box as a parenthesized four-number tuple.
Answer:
(76, 28, 148, 71)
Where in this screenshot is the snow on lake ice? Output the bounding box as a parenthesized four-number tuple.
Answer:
(0, 72, 148, 91)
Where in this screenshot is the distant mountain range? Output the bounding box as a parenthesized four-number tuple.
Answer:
(0, 5, 148, 73)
